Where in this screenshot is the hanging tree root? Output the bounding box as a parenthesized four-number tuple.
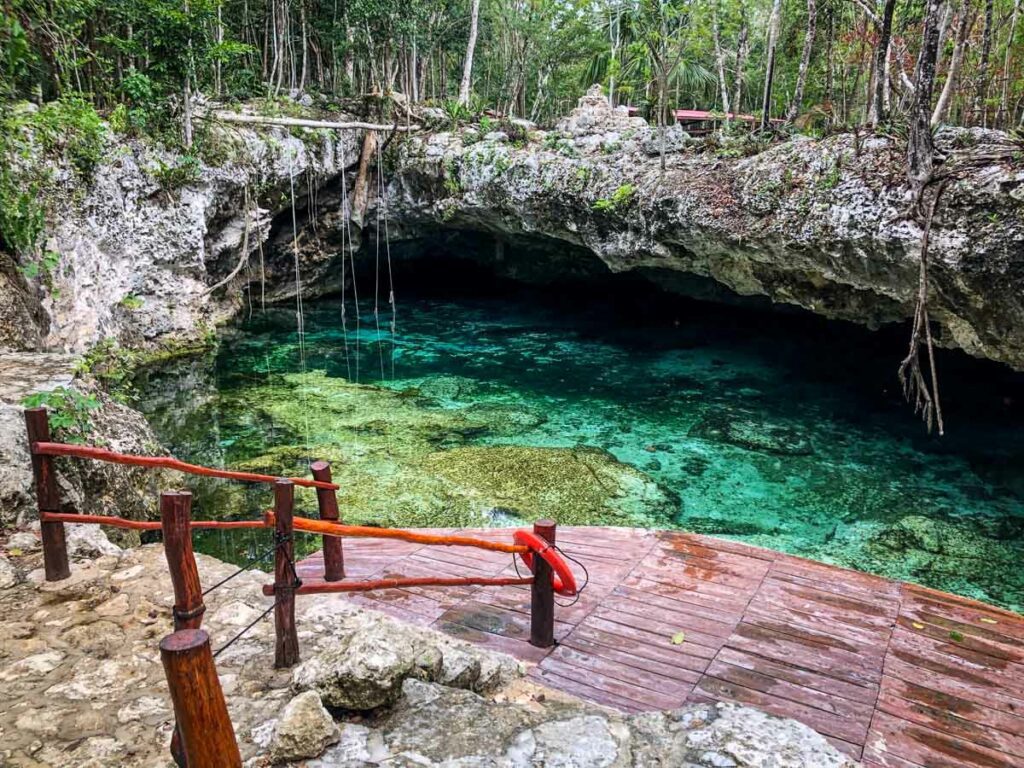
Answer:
(898, 178, 948, 435)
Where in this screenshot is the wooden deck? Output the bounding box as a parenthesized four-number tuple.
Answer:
(296, 527, 1024, 767)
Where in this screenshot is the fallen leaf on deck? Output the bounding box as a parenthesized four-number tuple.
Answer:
(671, 632, 686, 645)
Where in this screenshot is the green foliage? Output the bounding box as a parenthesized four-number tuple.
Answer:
(73, 338, 140, 402)
(150, 155, 201, 193)
(593, 183, 636, 213)
(442, 156, 461, 195)
(21, 387, 101, 444)
(442, 100, 473, 129)
(119, 293, 144, 310)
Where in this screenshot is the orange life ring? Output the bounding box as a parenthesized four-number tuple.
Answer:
(513, 530, 578, 597)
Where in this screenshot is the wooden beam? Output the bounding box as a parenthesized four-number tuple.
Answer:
(212, 111, 420, 132)
(160, 629, 242, 768)
(24, 409, 69, 581)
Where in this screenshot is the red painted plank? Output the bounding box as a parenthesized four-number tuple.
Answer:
(528, 667, 646, 713)
(559, 633, 703, 686)
(876, 686, 1024, 758)
(537, 657, 683, 710)
(714, 647, 879, 705)
(864, 710, 1019, 768)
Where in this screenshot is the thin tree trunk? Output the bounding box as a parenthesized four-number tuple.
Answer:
(732, 14, 748, 115)
(931, 0, 976, 126)
(761, 0, 783, 129)
(872, 0, 897, 126)
(973, 0, 994, 125)
(787, 0, 817, 120)
(910, 0, 944, 204)
(997, 0, 1020, 127)
(713, 5, 731, 118)
(459, 0, 481, 106)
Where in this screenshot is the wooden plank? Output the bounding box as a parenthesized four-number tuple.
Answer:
(744, 597, 891, 651)
(592, 603, 727, 653)
(548, 645, 695, 701)
(565, 623, 711, 678)
(575, 617, 712, 673)
(611, 585, 740, 636)
(876, 686, 1024, 758)
(883, 643, 1024, 715)
(888, 628, 1024, 698)
(864, 711, 1019, 768)
(704, 658, 874, 725)
(559, 633, 703, 686)
(714, 647, 879, 705)
(754, 580, 898, 630)
(896, 612, 1024, 663)
(528, 667, 646, 713)
(537, 657, 684, 710)
(741, 612, 888, 662)
(433, 620, 552, 663)
(619, 575, 750, 615)
(726, 622, 882, 690)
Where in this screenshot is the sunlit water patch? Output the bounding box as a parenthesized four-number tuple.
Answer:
(136, 284, 1024, 611)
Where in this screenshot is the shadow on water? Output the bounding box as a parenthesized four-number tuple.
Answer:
(135, 255, 1024, 611)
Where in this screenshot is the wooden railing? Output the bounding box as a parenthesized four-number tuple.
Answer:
(22, 406, 575, 766)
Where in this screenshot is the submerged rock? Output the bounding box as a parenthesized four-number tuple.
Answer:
(420, 444, 679, 526)
(688, 412, 813, 456)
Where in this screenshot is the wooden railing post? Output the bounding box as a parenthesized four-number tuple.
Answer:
(161, 491, 206, 631)
(24, 407, 69, 581)
(310, 460, 344, 581)
(160, 629, 242, 768)
(529, 519, 556, 648)
(273, 479, 300, 668)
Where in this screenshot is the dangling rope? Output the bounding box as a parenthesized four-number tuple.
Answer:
(374, 139, 386, 381)
(338, 131, 353, 380)
(289, 150, 312, 460)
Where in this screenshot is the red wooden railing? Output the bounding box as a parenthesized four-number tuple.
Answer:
(22, 405, 575, 766)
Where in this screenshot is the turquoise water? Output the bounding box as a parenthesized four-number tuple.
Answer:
(137, 279, 1024, 612)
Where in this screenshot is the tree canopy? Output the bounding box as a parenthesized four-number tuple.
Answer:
(1, 0, 1021, 131)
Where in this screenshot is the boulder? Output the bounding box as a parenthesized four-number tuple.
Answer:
(269, 691, 340, 764)
(292, 618, 443, 710)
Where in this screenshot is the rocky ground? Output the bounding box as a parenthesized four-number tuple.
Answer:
(0, 533, 858, 767)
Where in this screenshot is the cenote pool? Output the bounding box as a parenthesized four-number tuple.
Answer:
(135, 271, 1024, 612)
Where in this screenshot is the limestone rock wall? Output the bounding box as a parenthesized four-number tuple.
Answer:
(386, 91, 1024, 369)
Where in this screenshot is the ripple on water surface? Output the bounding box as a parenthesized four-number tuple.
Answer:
(136, 292, 1024, 612)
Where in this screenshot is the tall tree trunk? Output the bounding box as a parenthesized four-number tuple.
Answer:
(713, 5, 731, 117)
(299, 0, 308, 93)
(871, 0, 897, 126)
(910, 0, 944, 204)
(931, 0, 975, 126)
(458, 0, 481, 106)
(787, 0, 817, 120)
(997, 0, 1020, 127)
(761, 0, 783, 128)
(973, 0, 993, 125)
(732, 14, 748, 115)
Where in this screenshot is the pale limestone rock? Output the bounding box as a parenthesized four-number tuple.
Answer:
(0, 650, 65, 681)
(60, 620, 127, 657)
(0, 555, 17, 589)
(45, 656, 149, 701)
(269, 691, 340, 763)
(116, 695, 170, 724)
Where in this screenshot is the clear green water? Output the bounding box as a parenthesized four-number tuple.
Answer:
(136, 280, 1024, 612)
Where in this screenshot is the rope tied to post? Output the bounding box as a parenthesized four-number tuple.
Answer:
(212, 531, 302, 659)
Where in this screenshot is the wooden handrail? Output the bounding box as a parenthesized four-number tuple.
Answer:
(40, 512, 265, 531)
(31, 442, 339, 490)
(265, 511, 530, 554)
(263, 575, 533, 595)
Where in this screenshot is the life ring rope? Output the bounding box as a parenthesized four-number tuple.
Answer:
(513, 530, 579, 597)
